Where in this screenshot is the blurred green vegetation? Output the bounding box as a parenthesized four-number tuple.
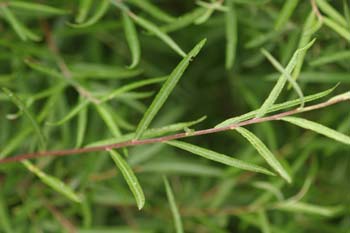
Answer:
(0, 0, 350, 232)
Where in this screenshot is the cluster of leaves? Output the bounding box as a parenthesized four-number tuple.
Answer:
(0, 0, 349, 232)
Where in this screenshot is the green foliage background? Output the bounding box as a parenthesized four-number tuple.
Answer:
(0, 0, 350, 232)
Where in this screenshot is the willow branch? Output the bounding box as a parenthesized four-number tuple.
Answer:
(0, 94, 348, 164)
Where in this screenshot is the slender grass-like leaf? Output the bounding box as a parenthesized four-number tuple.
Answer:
(0, 195, 13, 233)
(108, 150, 145, 210)
(0, 6, 27, 40)
(261, 48, 304, 108)
(273, 201, 343, 217)
(0, 128, 32, 159)
(95, 103, 121, 137)
(134, 39, 206, 139)
(165, 140, 275, 175)
(76, 98, 88, 148)
(70, 63, 142, 79)
(2, 88, 46, 150)
(128, 12, 186, 57)
(76, 0, 93, 23)
(8, 1, 69, 15)
(281, 117, 350, 145)
(140, 161, 223, 177)
(323, 17, 350, 41)
(88, 116, 207, 147)
(316, 0, 347, 27)
(344, 0, 350, 29)
(163, 176, 184, 233)
(22, 160, 82, 203)
(274, 0, 300, 30)
(216, 85, 337, 127)
(48, 77, 165, 125)
(161, 8, 206, 33)
(235, 127, 292, 183)
(68, 0, 109, 28)
(291, 12, 321, 83)
(122, 12, 141, 69)
(310, 50, 350, 66)
(256, 39, 315, 118)
(225, 0, 237, 70)
(258, 210, 271, 233)
(126, 0, 175, 23)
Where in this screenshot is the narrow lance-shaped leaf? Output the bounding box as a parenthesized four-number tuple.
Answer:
(126, 0, 176, 23)
(235, 127, 292, 183)
(128, 12, 186, 57)
(68, 0, 109, 28)
(256, 39, 315, 118)
(22, 160, 82, 203)
(2, 88, 46, 150)
(75, 97, 88, 148)
(274, 0, 300, 30)
(323, 17, 350, 41)
(225, 0, 237, 70)
(0, 195, 13, 233)
(274, 201, 343, 217)
(122, 11, 141, 69)
(261, 48, 304, 108)
(215, 85, 337, 128)
(76, 0, 93, 23)
(8, 1, 69, 15)
(0, 6, 27, 40)
(290, 12, 321, 84)
(108, 150, 145, 210)
(165, 140, 275, 175)
(316, 0, 348, 27)
(281, 116, 350, 145)
(134, 39, 206, 139)
(163, 176, 184, 233)
(88, 116, 207, 147)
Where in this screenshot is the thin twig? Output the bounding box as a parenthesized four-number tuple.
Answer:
(0, 95, 348, 164)
(41, 21, 100, 104)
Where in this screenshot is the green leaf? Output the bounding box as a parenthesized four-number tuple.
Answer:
(310, 50, 350, 66)
(8, 1, 69, 15)
(108, 150, 145, 210)
(0, 6, 27, 40)
(126, 0, 175, 23)
(70, 63, 143, 79)
(281, 116, 350, 145)
(165, 140, 275, 175)
(316, 0, 348, 27)
(291, 12, 321, 84)
(225, 0, 237, 70)
(128, 12, 186, 57)
(163, 176, 184, 233)
(258, 210, 271, 233)
(323, 17, 350, 41)
(134, 39, 206, 139)
(68, 0, 109, 28)
(95, 103, 122, 137)
(122, 12, 141, 69)
(215, 85, 337, 127)
(88, 116, 207, 147)
(2, 88, 46, 150)
(255, 39, 315, 118)
(261, 48, 304, 108)
(22, 160, 82, 203)
(0, 194, 13, 233)
(76, 0, 93, 23)
(235, 127, 292, 183)
(274, 0, 300, 30)
(274, 201, 343, 217)
(76, 98, 88, 148)
(160, 8, 206, 33)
